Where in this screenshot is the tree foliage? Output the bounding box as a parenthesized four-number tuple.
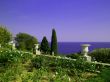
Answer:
(50, 29, 58, 55)
(40, 36, 50, 54)
(15, 33, 38, 51)
(0, 26, 12, 46)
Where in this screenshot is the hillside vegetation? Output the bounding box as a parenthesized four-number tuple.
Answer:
(0, 48, 110, 82)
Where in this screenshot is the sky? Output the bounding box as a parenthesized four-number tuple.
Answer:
(0, 0, 110, 42)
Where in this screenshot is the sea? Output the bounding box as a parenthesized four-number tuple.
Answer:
(57, 42, 110, 55)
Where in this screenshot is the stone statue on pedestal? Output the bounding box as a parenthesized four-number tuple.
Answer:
(81, 44, 91, 62)
(33, 44, 41, 55)
(9, 40, 16, 50)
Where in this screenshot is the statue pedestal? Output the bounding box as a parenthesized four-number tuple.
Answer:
(35, 50, 41, 55)
(12, 43, 15, 50)
(83, 55, 91, 62)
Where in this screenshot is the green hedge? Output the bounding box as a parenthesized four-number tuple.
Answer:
(90, 48, 110, 63)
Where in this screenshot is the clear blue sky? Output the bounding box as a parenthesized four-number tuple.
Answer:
(0, 0, 110, 42)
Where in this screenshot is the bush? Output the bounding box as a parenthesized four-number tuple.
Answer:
(100, 68, 110, 82)
(15, 33, 38, 51)
(0, 48, 33, 66)
(85, 68, 110, 82)
(66, 53, 81, 59)
(90, 48, 110, 63)
(85, 77, 104, 82)
(0, 65, 23, 82)
(0, 26, 12, 47)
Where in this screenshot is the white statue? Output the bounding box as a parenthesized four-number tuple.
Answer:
(34, 44, 40, 55)
(9, 40, 16, 50)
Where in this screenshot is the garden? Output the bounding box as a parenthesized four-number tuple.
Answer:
(0, 48, 110, 82)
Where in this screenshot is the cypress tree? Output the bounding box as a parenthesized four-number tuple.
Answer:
(40, 36, 50, 54)
(51, 29, 58, 55)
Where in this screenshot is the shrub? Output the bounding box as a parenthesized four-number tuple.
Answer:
(0, 48, 33, 66)
(0, 65, 23, 82)
(0, 26, 12, 47)
(90, 48, 110, 63)
(85, 77, 104, 82)
(66, 53, 81, 59)
(15, 33, 38, 51)
(100, 68, 110, 82)
(85, 68, 110, 82)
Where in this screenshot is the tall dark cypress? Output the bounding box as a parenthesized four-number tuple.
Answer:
(51, 29, 58, 55)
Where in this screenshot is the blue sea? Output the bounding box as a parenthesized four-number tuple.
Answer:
(58, 42, 110, 55)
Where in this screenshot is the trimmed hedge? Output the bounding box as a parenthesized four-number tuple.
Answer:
(90, 48, 110, 63)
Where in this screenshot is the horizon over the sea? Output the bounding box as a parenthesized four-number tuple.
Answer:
(45, 41, 110, 43)
(39, 42, 110, 55)
(57, 42, 110, 55)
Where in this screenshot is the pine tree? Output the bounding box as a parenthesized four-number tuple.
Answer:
(40, 36, 50, 54)
(51, 29, 58, 55)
